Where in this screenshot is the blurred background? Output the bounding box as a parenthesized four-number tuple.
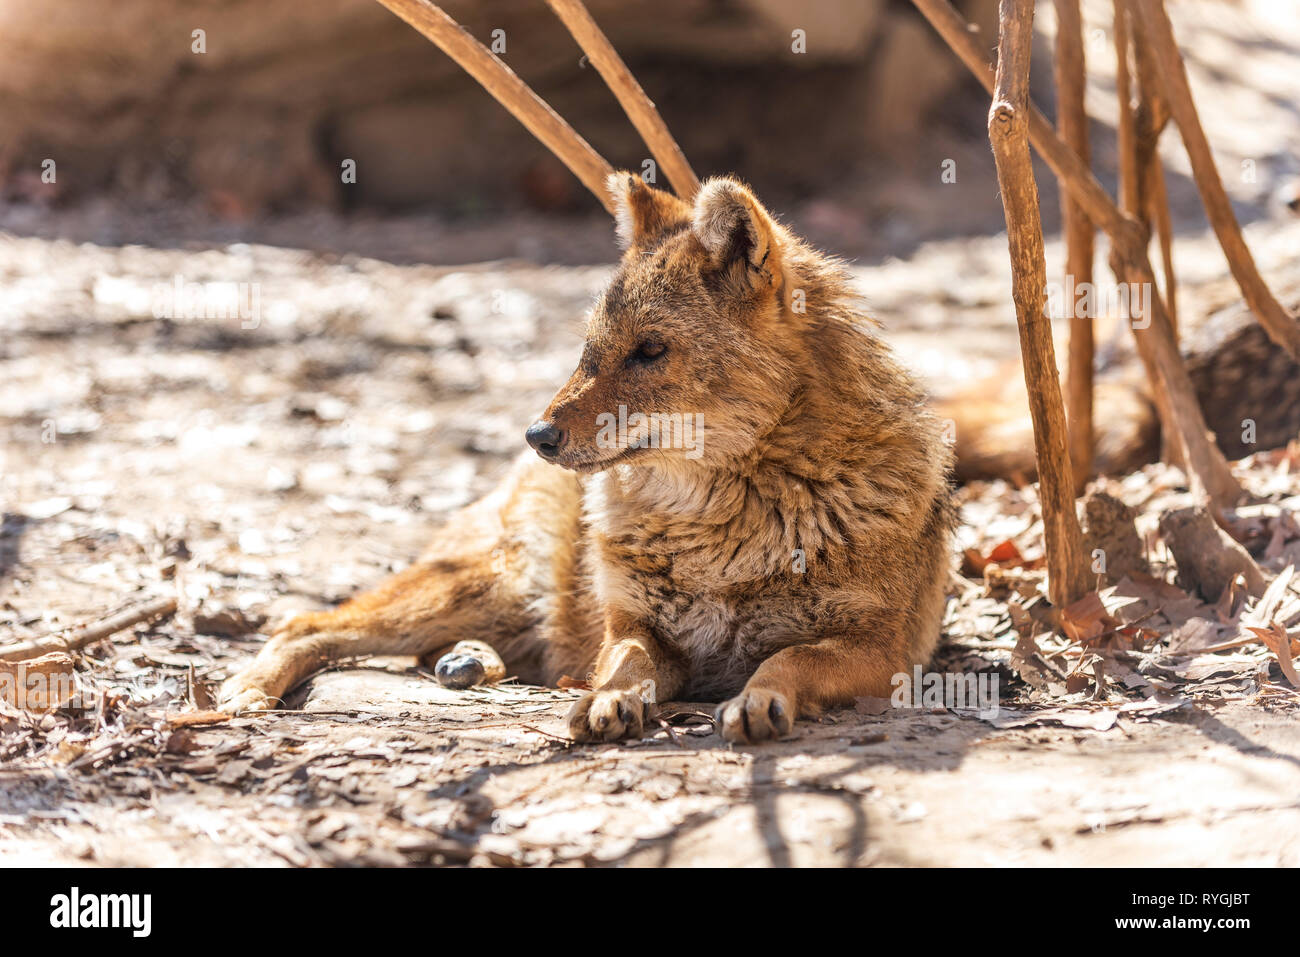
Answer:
(2, 0, 1295, 265)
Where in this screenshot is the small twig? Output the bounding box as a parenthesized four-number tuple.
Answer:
(515, 723, 575, 744)
(0, 596, 177, 662)
(460, 720, 575, 744)
(656, 717, 684, 748)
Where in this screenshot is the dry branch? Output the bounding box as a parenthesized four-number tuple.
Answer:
(910, 0, 1242, 511)
(1130, 6, 1177, 332)
(1052, 0, 1094, 491)
(1113, 0, 1139, 217)
(544, 0, 699, 201)
(373, 0, 616, 213)
(0, 596, 177, 662)
(1115, 0, 1180, 470)
(1132, 0, 1300, 361)
(988, 0, 1089, 607)
(1142, 157, 1177, 328)
(1159, 505, 1265, 601)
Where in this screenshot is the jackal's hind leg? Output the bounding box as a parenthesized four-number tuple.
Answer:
(218, 555, 535, 713)
(425, 639, 507, 689)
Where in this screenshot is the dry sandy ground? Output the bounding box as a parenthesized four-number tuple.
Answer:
(2, 216, 1299, 867)
(6, 679, 1298, 868)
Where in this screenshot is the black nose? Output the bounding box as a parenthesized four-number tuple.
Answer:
(525, 420, 565, 458)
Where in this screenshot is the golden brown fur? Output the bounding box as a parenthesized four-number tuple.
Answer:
(220, 173, 956, 743)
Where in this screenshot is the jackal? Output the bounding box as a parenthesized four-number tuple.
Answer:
(219, 173, 956, 743)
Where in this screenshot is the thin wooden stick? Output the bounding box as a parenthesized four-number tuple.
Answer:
(1124, 0, 1184, 469)
(544, 0, 699, 201)
(1052, 0, 1094, 492)
(1130, 5, 1177, 333)
(910, 0, 1242, 511)
(1132, 0, 1300, 361)
(988, 0, 1090, 607)
(0, 596, 177, 662)
(1114, 0, 1178, 470)
(372, 0, 616, 214)
(1143, 150, 1177, 329)
(1113, 1, 1139, 218)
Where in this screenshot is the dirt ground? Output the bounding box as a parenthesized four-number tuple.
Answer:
(5, 683, 1300, 867)
(2, 217, 1300, 867)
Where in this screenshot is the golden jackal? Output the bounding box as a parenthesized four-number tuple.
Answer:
(219, 174, 956, 743)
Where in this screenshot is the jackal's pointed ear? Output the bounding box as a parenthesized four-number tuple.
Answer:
(691, 177, 784, 295)
(607, 172, 692, 251)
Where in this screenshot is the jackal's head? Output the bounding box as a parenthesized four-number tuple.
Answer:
(527, 173, 806, 472)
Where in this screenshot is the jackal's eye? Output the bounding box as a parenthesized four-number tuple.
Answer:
(626, 339, 667, 367)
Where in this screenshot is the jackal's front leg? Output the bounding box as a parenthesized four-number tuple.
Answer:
(567, 610, 684, 742)
(716, 631, 907, 744)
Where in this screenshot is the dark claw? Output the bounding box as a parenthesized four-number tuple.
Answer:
(435, 652, 486, 689)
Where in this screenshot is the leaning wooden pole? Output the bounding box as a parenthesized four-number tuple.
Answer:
(1113, 0, 1139, 219)
(1132, 0, 1300, 361)
(373, 0, 617, 214)
(988, 0, 1090, 607)
(910, 0, 1242, 512)
(1130, 5, 1177, 333)
(544, 0, 700, 201)
(1120, 0, 1181, 468)
(1114, 0, 1176, 468)
(1052, 0, 1094, 492)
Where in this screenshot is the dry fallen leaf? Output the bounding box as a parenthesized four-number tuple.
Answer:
(1213, 573, 1249, 622)
(1246, 622, 1300, 689)
(1059, 592, 1119, 645)
(962, 539, 1041, 576)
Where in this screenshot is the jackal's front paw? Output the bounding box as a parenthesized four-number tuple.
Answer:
(567, 688, 650, 743)
(715, 688, 794, 743)
(217, 676, 278, 714)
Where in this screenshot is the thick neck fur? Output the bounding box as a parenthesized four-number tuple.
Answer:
(587, 238, 950, 589)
